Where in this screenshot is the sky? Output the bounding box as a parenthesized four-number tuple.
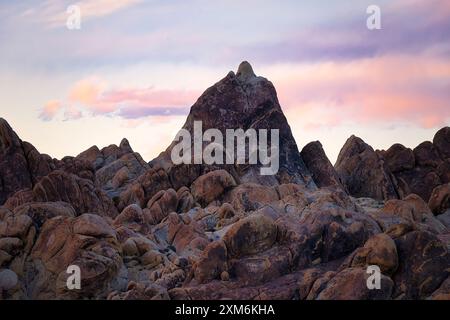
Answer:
(0, 0, 449, 164)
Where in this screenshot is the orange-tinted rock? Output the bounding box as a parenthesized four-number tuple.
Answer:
(224, 183, 279, 211)
(348, 233, 398, 274)
(31, 214, 121, 299)
(144, 188, 178, 225)
(33, 170, 118, 218)
(393, 231, 449, 299)
(194, 240, 228, 283)
(191, 170, 236, 206)
(222, 214, 277, 258)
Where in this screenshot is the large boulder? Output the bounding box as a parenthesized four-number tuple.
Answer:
(392, 231, 449, 299)
(335, 135, 399, 201)
(190, 170, 236, 206)
(0, 269, 19, 292)
(413, 141, 442, 168)
(433, 127, 450, 160)
(222, 214, 277, 258)
(395, 166, 442, 202)
(33, 170, 118, 218)
(13, 201, 76, 230)
(194, 240, 228, 283)
(382, 144, 415, 173)
(428, 183, 450, 215)
(315, 267, 393, 300)
(301, 141, 344, 189)
(143, 188, 178, 225)
(224, 182, 279, 212)
(345, 233, 398, 274)
(30, 214, 122, 299)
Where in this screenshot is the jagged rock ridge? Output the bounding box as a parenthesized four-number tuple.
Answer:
(335, 127, 450, 203)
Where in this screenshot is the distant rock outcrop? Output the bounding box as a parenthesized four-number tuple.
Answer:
(335, 127, 450, 203)
(335, 135, 399, 201)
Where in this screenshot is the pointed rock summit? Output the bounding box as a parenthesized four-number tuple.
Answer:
(153, 61, 315, 188)
(236, 61, 256, 82)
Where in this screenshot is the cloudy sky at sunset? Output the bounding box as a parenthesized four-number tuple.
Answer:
(1, 0, 449, 163)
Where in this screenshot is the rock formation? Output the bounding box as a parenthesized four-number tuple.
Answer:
(0, 62, 449, 300)
(151, 61, 315, 189)
(336, 127, 450, 203)
(335, 135, 399, 201)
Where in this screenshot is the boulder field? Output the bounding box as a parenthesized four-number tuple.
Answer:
(0, 62, 449, 300)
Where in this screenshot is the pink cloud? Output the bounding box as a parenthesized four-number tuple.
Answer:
(41, 76, 199, 122)
(39, 100, 62, 121)
(27, 0, 143, 29)
(68, 77, 106, 106)
(269, 54, 450, 130)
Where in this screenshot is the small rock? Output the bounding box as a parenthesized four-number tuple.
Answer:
(220, 271, 230, 281)
(0, 269, 18, 291)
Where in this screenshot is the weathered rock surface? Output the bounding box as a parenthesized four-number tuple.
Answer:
(0, 119, 54, 205)
(392, 231, 449, 299)
(28, 214, 122, 299)
(337, 127, 450, 203)
(335, 135, 399, 200)
(191, 170, 236, 206)
(33, 170, 118, 218)
(428, 183, 450, 215)
(301, 141, 344, 189)
(315, 267, 394, 300)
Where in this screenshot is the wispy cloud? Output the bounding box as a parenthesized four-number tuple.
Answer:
(40, 76, 198, 121)
(21, 0, 143, 28)
(269, 54, 450, 129)
(39, 100, 62, 121)
(240, 0, 450, 64)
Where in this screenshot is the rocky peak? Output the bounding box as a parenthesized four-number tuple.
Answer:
(155, 61, 315, 188)
(335, 135, 399, 200)
(236, 60, 256, 82)
(119, 138, 133, 154)
(335, 135, 372, 164)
